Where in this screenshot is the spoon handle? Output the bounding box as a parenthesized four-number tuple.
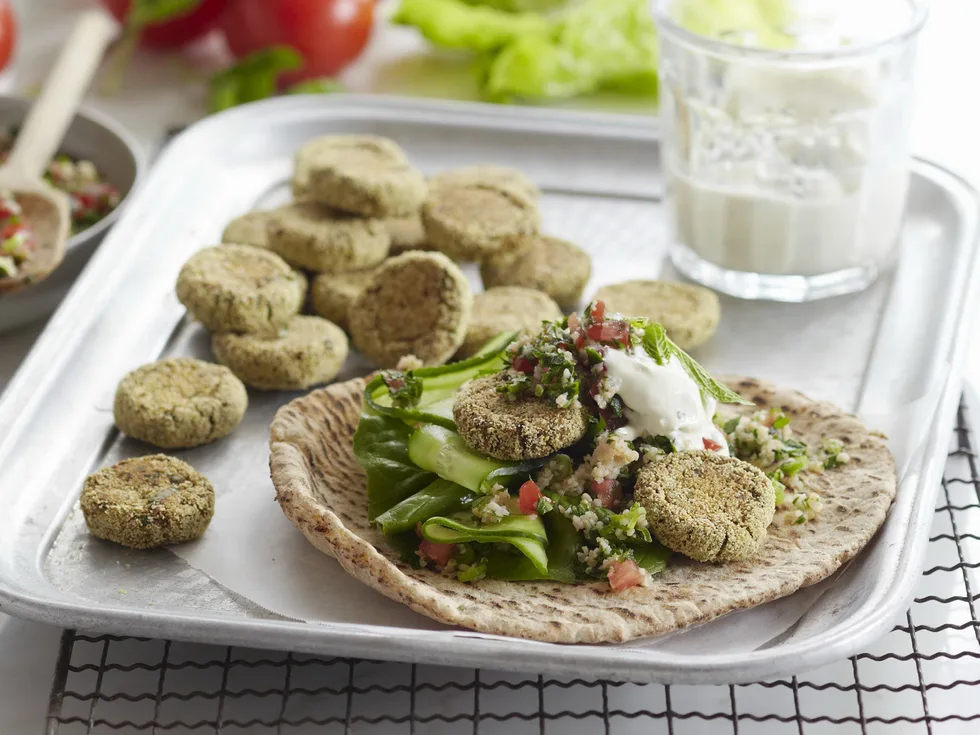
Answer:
(6, 11, 118, 179)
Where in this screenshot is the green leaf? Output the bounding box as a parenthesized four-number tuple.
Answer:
(484, 0, 659, 102)
(208, 46, 304, 113)
(286, 78, 346, 95)
(422, 514, 550, 574)
(641, 322, 672, 366)
(374, 479, 477, 536)
(128, 0, 203, 27)
(671, 343, 752, 405)
(631, 542, 671, 576)
(392, 0, 552, 53)
(353, 409, 437, 520)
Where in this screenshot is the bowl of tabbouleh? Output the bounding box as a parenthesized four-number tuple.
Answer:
(0, 96, 143, 331)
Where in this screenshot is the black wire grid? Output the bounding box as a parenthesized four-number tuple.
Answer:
(45, 404, 980, 735)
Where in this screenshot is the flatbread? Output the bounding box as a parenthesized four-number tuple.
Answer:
(270, 376, 896, 643)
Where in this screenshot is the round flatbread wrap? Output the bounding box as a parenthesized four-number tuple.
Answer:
(270, 375, 896, 643)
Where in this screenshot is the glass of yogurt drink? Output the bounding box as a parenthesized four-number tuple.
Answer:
(653, 0, 928, 302)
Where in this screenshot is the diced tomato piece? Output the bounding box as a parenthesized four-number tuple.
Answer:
(591, 478, 620, 509)
(608, 559, 644, 591)
(518, 480, 542, 515)
(586, 323, 605, 342)
(567, 313, 581, 331)
(587, 320, 630, 346)
(574, 330, 586, 350)
(418, 539, 455, 569)
(590, 301, 606, 322)
(512, 356, 535, 374)
(703, 437, 724, 452)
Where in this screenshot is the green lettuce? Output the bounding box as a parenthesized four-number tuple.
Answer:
(392, 0, 551, 52)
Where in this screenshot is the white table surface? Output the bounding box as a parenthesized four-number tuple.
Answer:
(2, 0, 980, 731)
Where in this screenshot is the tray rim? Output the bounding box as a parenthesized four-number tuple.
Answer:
(0, 95, 978, 685)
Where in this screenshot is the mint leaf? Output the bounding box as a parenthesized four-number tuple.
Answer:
(671, 344, 751, 405)
(286, 78, 346, 95)
(208, 46, 304, 113)
(641, 322, 672, 366)
(128, 0, 203, 27)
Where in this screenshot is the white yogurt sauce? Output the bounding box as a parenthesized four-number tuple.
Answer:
(603, 348, 729, 455)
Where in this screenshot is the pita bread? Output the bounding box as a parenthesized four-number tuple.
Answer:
(270, 375, 896, 643)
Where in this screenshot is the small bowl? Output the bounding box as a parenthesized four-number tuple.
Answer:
(0, 96, 143, 333)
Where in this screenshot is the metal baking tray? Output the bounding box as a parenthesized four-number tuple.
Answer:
(0, 96, 978, 684)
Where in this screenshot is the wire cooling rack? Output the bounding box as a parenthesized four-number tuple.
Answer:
(45, 402, 980, 735)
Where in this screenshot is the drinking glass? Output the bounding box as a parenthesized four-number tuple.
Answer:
(654, 0, 928, 301)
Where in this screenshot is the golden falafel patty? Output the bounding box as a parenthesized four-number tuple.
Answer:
(212, 315, 349, 391)
(176, 245, 307, 335)
(481, 234, 592, 309)
(221, 210, 273, 249)
(114, 358, 248, 449)
(310, 267, 378, 331)
(348, 251, 472, 368)
(80, 455, 215, 550)
(267, 201, 390, 273)
(634, 452, 775, 563)
(453, 373, 589, 461)
(422, 184, 539, 263)
(305, 135, 428, 218)
(292, 134, 394, 201)
(594, 280, 721, 351)
(456, 286, 563, 360)
(429, 165, 540, 202)
(386, 213, 431, 254)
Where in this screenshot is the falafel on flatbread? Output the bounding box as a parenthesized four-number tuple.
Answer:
(270, 375, 896, 644)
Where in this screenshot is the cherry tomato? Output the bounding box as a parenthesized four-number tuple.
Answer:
(608, 559, 644, 591)
(101, 0, 230, 48)
(220, 0, 375, 85)
(417, 539, 455, 569)
(518, 480, 542, 516)
(0, 0, 16, 72)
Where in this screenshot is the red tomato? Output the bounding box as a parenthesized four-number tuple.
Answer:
(608, 559, 644, 591)
(0, 0, 16, 72)
(590, 301, 606, 322)
(518, 480, 542, 516)
(418, 539, 455, 569)
(567, 312, 581, 331)
(591, 478, 620, 509)
(101, 0, 230, 48)
(703, 437, 724, 452)
(512, 356, 535, 375)
(220, 0, 375, 85)
(587, 320, 630, 346)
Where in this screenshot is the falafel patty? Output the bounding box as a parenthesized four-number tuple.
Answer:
(634, 452, 775, 563)
(80, 454, 215, 549)
(304, 135, 428, 218)
(221, 210, 273, 249)
(310, 267, 378, 331)
(386, 213, 431, 254)
(291, 134, 393, 201)
(422, 184, 539, 263)
(429, 165, 540, 202)
(212, 315, 349, 391)
(266, 201, 390, 273)
(481, 235, 592, 309)
(456, 286, 563, 360)
(348, 251, 473, 368)
(176, 245, 307, 335)
(453, 373, 589, 461)
(114, 358, 248, 449)
(593, 280, 721, 351)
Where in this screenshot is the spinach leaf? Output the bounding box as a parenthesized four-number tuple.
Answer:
(352, 409, 436, 521)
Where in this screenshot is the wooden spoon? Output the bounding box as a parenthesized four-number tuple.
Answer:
(0, 11, 118, 297)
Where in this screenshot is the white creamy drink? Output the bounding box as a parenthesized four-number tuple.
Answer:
(668, 65, 911, 276)
(655, 0, 925, 300)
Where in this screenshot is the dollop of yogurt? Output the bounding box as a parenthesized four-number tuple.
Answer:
(603, 347, 729, 455)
